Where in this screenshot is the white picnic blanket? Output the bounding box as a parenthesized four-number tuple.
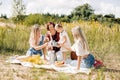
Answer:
(6, 55, 91, 75)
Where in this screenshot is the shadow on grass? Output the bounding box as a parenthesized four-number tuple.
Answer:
(0, 47, 26, 55)
(104, 68, 120, 73)
(94, 67, 120, 73)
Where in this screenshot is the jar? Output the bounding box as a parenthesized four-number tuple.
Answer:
(48, 50, 57, 64)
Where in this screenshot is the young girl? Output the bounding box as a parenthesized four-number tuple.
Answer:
(61, 26, 95, 70)
(55, 23, 71, 62)
(26, 24, 48, 60)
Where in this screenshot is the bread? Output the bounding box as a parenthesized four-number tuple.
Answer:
(55, 61, 65, 67)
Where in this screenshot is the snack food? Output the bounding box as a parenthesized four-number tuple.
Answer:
(18, 55, 43, 64)
(55, 61, 65, 67)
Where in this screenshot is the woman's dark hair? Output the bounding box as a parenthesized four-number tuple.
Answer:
(46, 22, 55, 30)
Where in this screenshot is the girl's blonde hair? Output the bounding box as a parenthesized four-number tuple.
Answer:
(72, 26, 89, 51)
(30, 24, 40, 46)
(55, 23, 62, 29)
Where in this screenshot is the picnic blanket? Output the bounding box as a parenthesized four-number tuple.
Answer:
(6, 55, 92, 75)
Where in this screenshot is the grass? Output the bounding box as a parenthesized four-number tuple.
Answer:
(1, 21, 120, 56)
(0, 21, 120, 80)
(0, 53, 120, 80)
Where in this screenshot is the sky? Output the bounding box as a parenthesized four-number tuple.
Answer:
(0, 0, 120, 18)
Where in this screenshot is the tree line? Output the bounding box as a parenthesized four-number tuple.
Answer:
(0, 0, 120, 27)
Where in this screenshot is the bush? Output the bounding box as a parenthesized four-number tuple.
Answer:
(11, 15, 27, 24)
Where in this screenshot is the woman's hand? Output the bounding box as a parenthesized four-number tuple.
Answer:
(44, 37, 49, 42)
(47, 46, 53, 50)
(57, 42, 64, 47)
(33, 42, 48, 50)
(44, 42, 48, 47)
(58, 42, 72, 51)
(55, 42, 61, 47)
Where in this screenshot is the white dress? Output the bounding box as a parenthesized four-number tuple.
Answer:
(59, 30, 71, 52)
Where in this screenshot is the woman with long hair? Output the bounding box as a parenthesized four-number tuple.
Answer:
(26, 24, 48, 60)
(61, 26, 95, 70)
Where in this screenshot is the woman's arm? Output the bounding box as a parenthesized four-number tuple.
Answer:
(42, 47, 47, 60)
(33, 43, 48, 50)
(61, 36, 67, 44)
(44, 36, 50, 43)
(77, 56, 81, 70)
(59, 43, 72, 51)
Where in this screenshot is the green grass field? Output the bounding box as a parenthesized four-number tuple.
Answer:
(0, 21, 120, 80)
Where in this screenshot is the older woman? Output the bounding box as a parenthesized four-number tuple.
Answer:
(45, 22, 60, 52)
(44, 22, 63, 61)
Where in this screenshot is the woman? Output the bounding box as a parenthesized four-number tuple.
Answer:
(45, 22, 60, 52)
(44, 22, 62, 61)
(26, 24, 48, 60)
(61, 26, 95, 70)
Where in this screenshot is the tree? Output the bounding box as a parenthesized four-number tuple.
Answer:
(71, 3, 94, 20)
(12, 0, 26, 17)
(89, 14, 97, 21)
(96, 14, 104, 22)
(0, 14, 7, 19)
(104, 14, 115, 19)
(114, 18, 120, 24)
(12, 0, 26, 24)
(24, 14, 48, 26)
